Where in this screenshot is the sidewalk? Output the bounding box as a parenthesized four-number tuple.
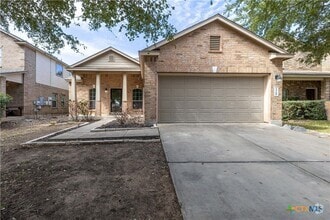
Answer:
(47, 117, 159, 141)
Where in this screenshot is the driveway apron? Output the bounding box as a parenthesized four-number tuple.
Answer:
(159, 123, 330, 220)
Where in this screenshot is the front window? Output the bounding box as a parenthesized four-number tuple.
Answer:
(52, 93, 58, 108)
(89, 88, 96, 109)
(306, 88, 317, 100)
(56, 63, 63, 77)
(133, 89, 143, 109)
(61, 94, 66, 107)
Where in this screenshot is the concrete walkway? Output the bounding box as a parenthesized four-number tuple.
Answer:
(47, 117, 159, 141)
(159, 123, 330, 220)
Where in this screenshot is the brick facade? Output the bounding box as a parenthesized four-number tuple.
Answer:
(283, 81, 322, 100)
(71, 72, 143, 116)
(0, 31, 69, 117)
(142, 20, 287, 125)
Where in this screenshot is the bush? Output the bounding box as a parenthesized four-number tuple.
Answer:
(282, 100, 327, 120)
(68, 100, 92, 121)
(0, 93, 13, 118)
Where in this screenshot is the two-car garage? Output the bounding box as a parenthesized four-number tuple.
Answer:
(158, 75, 266, 123)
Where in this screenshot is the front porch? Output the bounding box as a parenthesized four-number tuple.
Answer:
(70, 72, 143, 116)
(67, 47, 143, 117)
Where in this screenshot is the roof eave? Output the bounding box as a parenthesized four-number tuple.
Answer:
(142, 14, 288, 54)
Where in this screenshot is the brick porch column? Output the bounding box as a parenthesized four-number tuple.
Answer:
(0, 76, 6, 117)
(95, 74, 101, 116)
(122, 73, 128, 113)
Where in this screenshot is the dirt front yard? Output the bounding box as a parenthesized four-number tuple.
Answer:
(0, 118, 182, 219)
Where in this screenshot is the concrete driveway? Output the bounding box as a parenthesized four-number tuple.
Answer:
(159, 123, 330, 220)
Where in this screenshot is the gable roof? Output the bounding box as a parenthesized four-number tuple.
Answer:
(0, 29, 69, 67)
(70, 46, 139, 68)
(141, 14, 288, 54)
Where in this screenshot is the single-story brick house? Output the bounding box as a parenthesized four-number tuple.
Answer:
(68, 14, 330, 125)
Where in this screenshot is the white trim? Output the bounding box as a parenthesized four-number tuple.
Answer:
(66, 67, 140, 72)
(269, 53, 293, 60)
(141, 14, 288, 54)
(70, 46, 139, 67)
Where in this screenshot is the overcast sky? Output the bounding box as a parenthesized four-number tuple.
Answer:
(8, 0, 226, 65)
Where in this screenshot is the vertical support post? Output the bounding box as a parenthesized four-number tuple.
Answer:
(122, 73, 128, 113)
(96, 74, 101, 116)
(0, 76, 7, 117)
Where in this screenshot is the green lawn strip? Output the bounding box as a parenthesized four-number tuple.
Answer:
(284, 120, 330, 134)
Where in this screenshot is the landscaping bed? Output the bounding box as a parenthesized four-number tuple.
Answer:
(0, 117, 182, 219)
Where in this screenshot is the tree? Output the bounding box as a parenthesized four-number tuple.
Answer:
(0, 0, 176, 54)
(225, 0, 330, 64)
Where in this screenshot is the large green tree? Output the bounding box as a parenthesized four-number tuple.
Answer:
(0, 0, 175, 53)
(225, 0, 330, 64)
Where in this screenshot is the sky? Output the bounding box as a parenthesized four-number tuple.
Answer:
(8, 0, 227, 65)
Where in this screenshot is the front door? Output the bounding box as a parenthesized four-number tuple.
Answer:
(111, 89, 122, 112)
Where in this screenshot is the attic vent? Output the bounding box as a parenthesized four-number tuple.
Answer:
(210, 35, 221, 51)
(108, 55, 115, 62)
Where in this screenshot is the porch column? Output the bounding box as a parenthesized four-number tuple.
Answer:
(0, 76, 6, 117)
(96, 74, 101, 116)
(122, 73, 128, 113)
(71, 74, 76, 101)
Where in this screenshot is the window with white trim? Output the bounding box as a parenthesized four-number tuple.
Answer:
(133, 89, 143, 109)
(89, 88, 96, 109)
(56, 63, 63, 77)
(52, 93, 58, 108)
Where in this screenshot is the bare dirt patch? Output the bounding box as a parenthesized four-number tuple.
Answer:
(0, 117, 182, 219)
(0, 117, 80, 152)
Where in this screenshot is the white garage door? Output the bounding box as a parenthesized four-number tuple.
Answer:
(158, 76, 264, 123)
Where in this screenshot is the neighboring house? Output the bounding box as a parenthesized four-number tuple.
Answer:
(70, 14, 295, 125)
(283, 53, 330, 101)
(0, 30, 70, 116)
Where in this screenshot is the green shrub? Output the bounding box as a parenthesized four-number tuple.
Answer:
(0, 93, 13, 118)
(282, 100, 327, 120)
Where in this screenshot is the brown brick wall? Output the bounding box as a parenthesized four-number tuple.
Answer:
(283, 81, 322, 100)
(283, 52, 322, 71)
(6, 81, 24, 108)
(0, 76, 5, 93)
(73, 72, 143, 116)
(143, 20, 285, 124)
(22, 47, 69, 116)
(0, 32, 25, 71)
(157, 21, 277, 74)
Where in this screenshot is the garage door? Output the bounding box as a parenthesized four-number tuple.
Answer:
(158, 76, 264, 123)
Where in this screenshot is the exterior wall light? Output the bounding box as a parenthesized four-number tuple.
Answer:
(212, 66, 218, 73)
(105, 88, 108, 93)
(275, 74, 282, 82)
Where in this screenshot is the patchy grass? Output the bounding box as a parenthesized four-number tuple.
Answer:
(284, 120, 330, 134)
